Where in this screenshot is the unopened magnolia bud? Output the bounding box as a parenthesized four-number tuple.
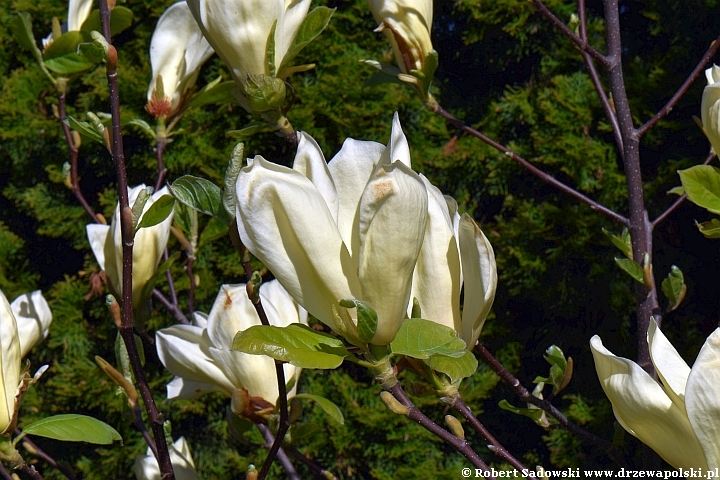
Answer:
(246, 464, 258, 480)
(380, 391, 408, 415)
(444, 415, 464, 439)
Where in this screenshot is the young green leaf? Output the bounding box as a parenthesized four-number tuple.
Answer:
(602, 227, 632, 259)
(80, 6, 134, 37)
(498, 400, 545, 425)
(266, 20, 277, 77)
(697, 218, 720, 239)
(169, 176, 231, 225)
(186, 80, 237, 109)
(678, 165, 720, 215)
(614, 257, 644, 284)
(17, 414, 122, 445)
(339, 299, 377, 344)
(64, 116, 105, 146)
(126, 119, 156, 140)
(293, 393, 344, 424)
(390, 318, 466, 359)
(662, 265, 687, 312)
(426, 351, 478, 383)
(198, 217, 228, 249)
(226, 122, 278, 139)
(232, 324, 350, 369)
(223, 143, 244, 217)
(12, 13, 43, 64)
(130, 188, 151, 232)
(136, 195, 174, 232)
(278, 7, 335, 75)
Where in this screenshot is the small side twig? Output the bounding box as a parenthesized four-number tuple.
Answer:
(432, 104, 629, 225)
(0, 462, 12, 480)
(17, 464, 44, 480)
(153, 289, 190, 325)
(17, 431, 78, 480)
(474, 343, 630, 469)
(282, 444, 339, 480)
(637, 33, 720, 138)
(256, 423, 300, 480)
(652, 151, 716, 227)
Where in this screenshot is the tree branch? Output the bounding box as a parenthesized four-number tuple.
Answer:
(256, 424, 300, 480)
(153, 289, 190, 325)
(17, 431, 78, 480)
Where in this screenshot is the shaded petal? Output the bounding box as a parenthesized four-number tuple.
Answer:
(0, 290, 20, 434)
(701, 83, 720, 155)
(328, 138, 385, 260)
(166, 377, 223, 400)
(235, 157, 361, 331)
(458, 214, 497, 348)
(410, 175, 461, 332)
(259, 279, 308, 327)
(293, 132, 338, 222)
(686, 328, 720, 469)
(156, 325, 235, 396)
(192, 311, 208, 329)
(358, 161, 427, 344)
(67, 0, 93, 31)
(648, 318, 690, 410)
(86, 224, 109, 271)
(590, 336, 707, 469)
(11, 291, 52, 359)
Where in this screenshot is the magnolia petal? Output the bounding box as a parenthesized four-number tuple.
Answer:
(293, 132, 339, 222)
(706, 65, 720, 85)
(259, 279, 309, 328)
(166, 377, 223, 400)
(647, 319, 690, 410)
(701, 82, 720, 155)
(410, 175, 461, 332)
(149, 1, 213, 113)
(328, 138, 385, 260)
(686, 328, 720, 469)
(276, 0, 313, 63)
(235, 157, 361, 331)
(458, 214, 497, 348)
(135, 436, 201, 480)
(67, 0, 94, 31)
(11, 291, 52, 359)
(191, 311, 208, 329)
(206, 284, 260, 350)
(86, 224, 109, 271)
(590, 336, 707, 470)
(0, 290, 20, 434)
(358, 161, 427, 344)
(156, 325, 235, 396)
(379, 113, 411, 168)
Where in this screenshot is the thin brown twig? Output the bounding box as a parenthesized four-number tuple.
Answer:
(17, 464, 44, 480)
(282, 444, 339, 480)
(652, 151, 716, 227)
(256, 423, 301, 480)
(153, 289, 190, 324)
(637, 33, 720, 138)
(0, 462, 12, 480)
(96, 1, 175, 478)
(532, 0, 609, 67)
(17, 431, 78, 480)
(474, 342, 630, 469)
(432, 104, 629, 225)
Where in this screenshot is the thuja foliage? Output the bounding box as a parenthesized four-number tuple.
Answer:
(2, 0, 720, 476)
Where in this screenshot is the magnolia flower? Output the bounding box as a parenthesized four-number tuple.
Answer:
(1, 289, 52, 435)
(368, 0, 434, 74)
(186, 0, 311, 86)
(702, 65, 720, 156)
(410, 180, 497, 348)
(146, 1, 214, 118)
(591, 319, 720, 469)
(86, 185, 174, 309)
(156, 280, 304, 411)
(134, 436, 201, 480)
(236, 113, 429, 345)
(67, 0, 93, 32)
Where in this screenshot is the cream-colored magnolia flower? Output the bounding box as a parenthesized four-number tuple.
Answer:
(591, 319, 720, 469)
(368, 0, 434, 73)
(0, 289, 52, 435)
(146, 1, 214, 118)
(156, 280, 304, 409)
(410, 182, 497, 349)
(86, 185, 174, 309)
(236, 113, 429, 345)
(186, 0, 311, 85)
(702, 65, 720, 156)
(134, 436, 201, 480)
(67, 0, 93, 31)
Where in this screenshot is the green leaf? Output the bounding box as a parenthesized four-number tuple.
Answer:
(64, 116, 105, 146)
(12, 13, 43, 64)
(198, 217, 228, 248)
(543, 345, 566, 370)
(18, 414, 121, 445)
(390, 318, 466, 359)
(43, 31, 95, 73)
(244, 75, 286, 113)
(80, 7, 134, 37)
(426, 351, 478, 383)
(498, 400, 545, 424)
(130, 187, 150, 232)
(44, 31, 85, 60)
(223, 143, 244, 217)
(662, 265, 686, 312)
(169, 176, 232, 225)
(126, 118, 156, 140)
(44, 54, 95, 74)
(678, 165, 720, 214)
(698, 218, 720, 238)
(602, 227, 632, 259)
(614, 257, 644, 284)
(364, 69, 405, 88)
(278, 7, 335, 75)
(266, 20, 277, 77)
(232, 324, 350, 369)
(288, 422, 324, 445)
(186, 80, 237, 109)
(667, 186, 685, 196)
(136, 195, 174, 231)
(339, 299, 377, 344)
(76, 41, 105, 63)
(293, 393, 344, 424)
(226, 123, 277, 139)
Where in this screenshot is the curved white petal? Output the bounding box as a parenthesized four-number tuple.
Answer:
(686, 328, 720, 469)
(235, 157, 361, 331)
(86, 224, 109, 271)
(707, 65, 720, 84)
(67, 0, 93, 31)
(293, 132, 338, 222)
(156, 325, 235, 396)
(648, 318, 690, 410)
(259, 279, 308, 328)
(701, 83, 720, 155)
(135, 436, 201, 480)
(328, 138, 385, 260)
(166, 376, 223, 399)
(0, 290, 20, 434)
(379, 112, 411, 168)
(206, 284, 259, 350)
(590, 336, 707, 470)
(11, 290, 52, 359)
(191, 311, 208, 329)
(458, 214, 497, 348)
(276, 0, 313, 64)
(368, 0, 433, 73)
(358, 161, 427, 344)
(410, 175, 461, 332)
